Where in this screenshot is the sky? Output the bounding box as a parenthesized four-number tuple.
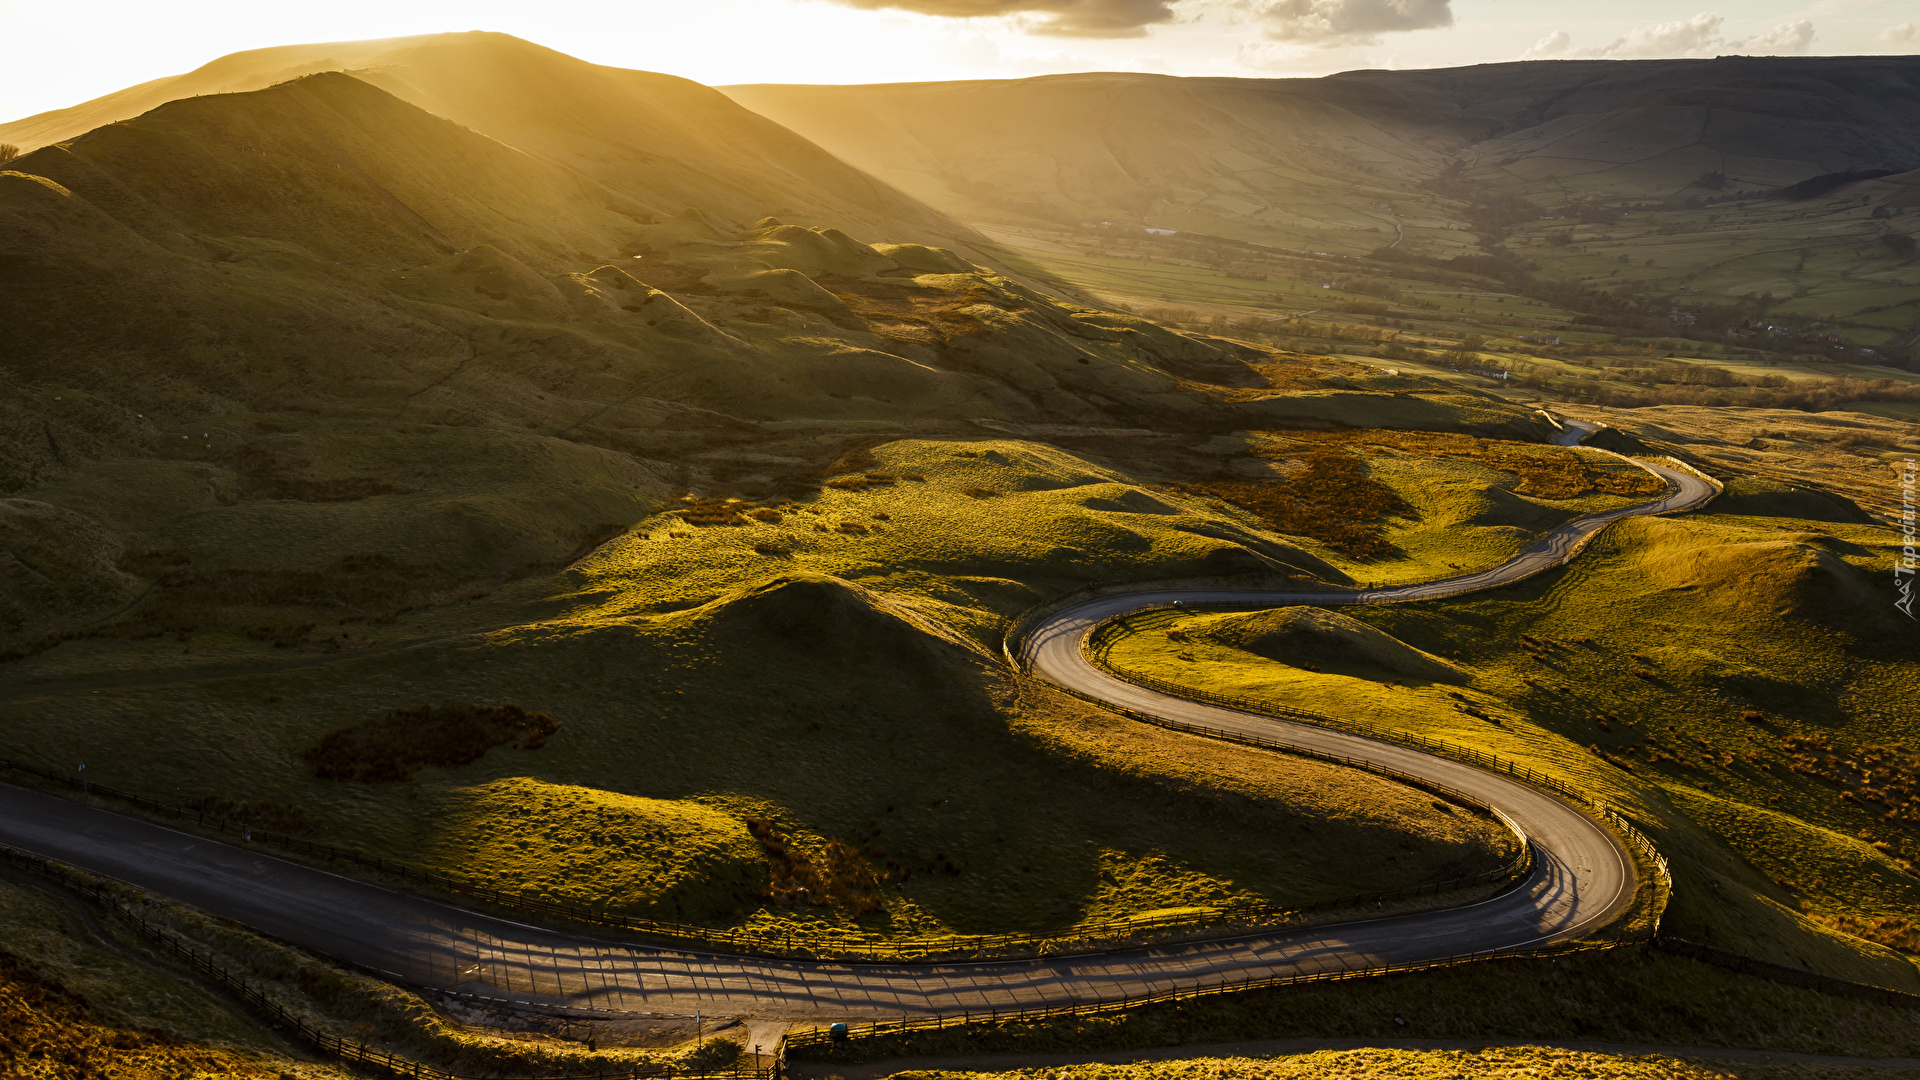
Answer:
(2, 0, 1917, 123)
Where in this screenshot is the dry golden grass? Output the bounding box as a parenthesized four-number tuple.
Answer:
(0, 950, 280, 1079)
(1264, 430, 1668, 501)
(877, 1046, 1773, 1080)
(828, 279, 1009, 345)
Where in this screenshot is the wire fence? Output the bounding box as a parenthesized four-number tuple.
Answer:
(1073, 607, 1674, 922)
(0, 844, 774, 1080)
(783, 606, 1686, 1053)
(786, 935, 1630, 1051)
(0, 754, 1531, 964)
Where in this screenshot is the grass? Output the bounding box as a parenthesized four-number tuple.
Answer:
(849, 1046, 1893, 1080)
(2, 438, 1552, 946)
(0, 867, 344, 1078)
(1095, 501, 1920, 990)
(790, 945, 1920, 1065)
(7, 426, 1703, 946)
(1167, 430, 1663, 586)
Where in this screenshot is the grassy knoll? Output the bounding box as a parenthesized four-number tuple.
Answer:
(1097, 502, 1920, 990)
(3, 435, 1572, 947)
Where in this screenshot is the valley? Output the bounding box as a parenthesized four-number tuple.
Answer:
(1, 31, 1918, 1080)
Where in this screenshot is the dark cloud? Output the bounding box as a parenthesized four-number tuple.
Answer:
(826, 0, 1178, 37)
(1250, 0, 1452, 45)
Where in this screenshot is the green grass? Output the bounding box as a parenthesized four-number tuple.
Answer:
(1096, 505, 1920, 990)
(4, 436, 1573, 947)
(5, 429, 1702, 948)
(1507, 185, 1920, 334)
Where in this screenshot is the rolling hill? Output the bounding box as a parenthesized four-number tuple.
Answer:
(0, 31, 978, 253)
(726, 57, 1920, 256)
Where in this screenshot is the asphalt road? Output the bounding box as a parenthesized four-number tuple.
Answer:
(0, 429, 1716, 1022)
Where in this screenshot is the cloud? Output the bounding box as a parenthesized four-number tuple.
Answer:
(1735, 19, 1814, 54)
(1587, 12, 1725, 57)
(1240, 0, 1452, 45)
(823, 0, 1179, 36)
(1523, 12, 1815, 60)
(1524, 30, 1571, 57)
(1881, 22, 1917, 45)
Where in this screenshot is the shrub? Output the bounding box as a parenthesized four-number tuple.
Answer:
(745, 818, 886, 916)
(1180, 451, 1409, 559)
(0, 144, 17, 164)
(301, 702, 559, 783)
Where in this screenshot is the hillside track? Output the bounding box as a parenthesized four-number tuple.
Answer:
(0, 427, 1717, 1022)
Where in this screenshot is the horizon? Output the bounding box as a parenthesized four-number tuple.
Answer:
(5, 0, 1918, 125)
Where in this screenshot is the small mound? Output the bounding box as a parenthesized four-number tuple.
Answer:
(1710, 477, 1876, 525)
(1628, 517, 1887, 629)
(1079, 485, 1182, 515)
(716, 267, 844, 308)
(746, 224, 895, 277)
(563, 265, 735, 340)
(1463, 484, 1577, 532)
(694, 572, 984, 668)
(872, 242, 972, 274)
(1577, 424, 1655, 457)
(426, 778, 767, 922)
(1200, 606, 1467, 683)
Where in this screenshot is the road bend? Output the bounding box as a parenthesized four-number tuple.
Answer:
(0, 432, 1716, 1021)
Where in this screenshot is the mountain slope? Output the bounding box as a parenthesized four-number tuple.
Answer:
(3, 69, 1542, 639)
(725, 73, 1452, 256)
(0, 32, 978, 253)
(726, 57, 1920, 255)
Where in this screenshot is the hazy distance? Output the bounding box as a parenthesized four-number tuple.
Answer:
(4, 0, 1918, 124)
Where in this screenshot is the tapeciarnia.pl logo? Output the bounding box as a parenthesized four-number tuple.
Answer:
(1900, 458, 1917, 620)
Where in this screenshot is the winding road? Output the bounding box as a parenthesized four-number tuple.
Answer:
(0, 422, 1718, 1023)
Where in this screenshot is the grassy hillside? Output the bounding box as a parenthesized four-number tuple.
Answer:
(1096, 497, 1920, 990)
(729, 58, 1920, 377)
(0, 32, 978, 257)
(3, 435, 1555, 946)
(725, 74, 1456, 258)
(814, 1046, 1875, 1080)
(728, 58, 1920, 256)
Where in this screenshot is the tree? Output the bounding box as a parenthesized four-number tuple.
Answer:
(0, 144, 19, 164)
